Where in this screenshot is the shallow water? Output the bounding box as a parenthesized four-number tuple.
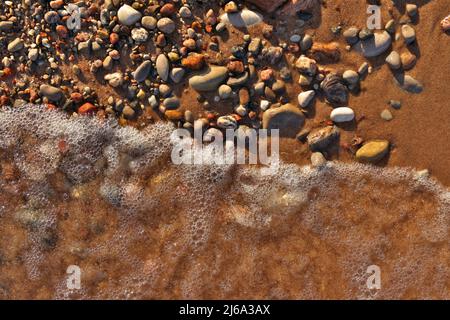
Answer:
(0, 105, 448, 299)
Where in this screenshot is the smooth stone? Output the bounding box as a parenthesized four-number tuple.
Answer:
(400, 52, 416, 70)
(307, 126, 340, 151)
(262, 103, 305, 138)
(117, 4, 142, 26)
(220, 9, 263, 28)
(218, 84, 232, 99)
(343, 27, 360, 45)
(159, 84, 172, 98)
(131, 27, 148, 42)
(356, 140, 390, 163)
(0, 21, 13, 31)
(300, 34, 313, 51)
(156, 54, 170, 82)
(39, 84, 63, 101)
(354, 31, 392, 58)
(260, 100, 270, 111)
(406, 4, 418, 17)
(179, 6, 192, 19)
(227, 72, 249, 87)
(402, 25, 416, 44)
(290, 34, 301, 43)
(389, 100, 402, 109)
(311, 152, 327, 168)
(28, 48, 39, 61)
(163, 96, 180, 110)
(297, 90, 315, 108)
(189, 66, 228, 91)
(7, 38, 24, 52)
(157, 17, 176, 34)
(217, 115, 238, 129)
(248, 38, 262, 55)
(385, 51, 401, 70)
(330, 107, 355, 123)
(170, 68, 185, 83)
(133, 60, 152, 82)
(141, 16, 157, 30)
(394, 74, 423, 93)
(380, 109, 393, 121)
(385, 19, 395, 33)
(104, 72, 124, 88)
(343, 70, 359, 84)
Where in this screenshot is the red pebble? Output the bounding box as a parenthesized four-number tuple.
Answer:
(78, 102, 97, 114)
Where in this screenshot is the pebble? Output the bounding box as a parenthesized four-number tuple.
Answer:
(307, 126, 340, 151)
(300, 34, 313, 51)
(354, 31, 392, 58)
(165, 110, 183, 121)
(133, 61, 152, 83)
(163, 96, 180, 110)
(254, 82, 265, 95)
(389, 100, 402, 109)
(406, 4, 418, 17)
(311, 152, 327, 168)
(122, 105, 135, 119)
(402, 25, 416, 44)
(227, 72, 249, 87)
(216, 22, 226, 32)
(148, 95, 159, 108)
(260, 100, 270, 111)
(262, 103, 305, 137)
(44, 11, 60, 24)
(28, 48, 39, 61)
(248, 38, 262, 56)
(359, 28, 374, 40)
(182, 54, 205, 70)
(39, 84, 63, 101)
(330, 107, 355, 123)
(385, 51, 401, 70)
(118, 4, 142, 26)
(7, 38, 24, 52)
(156, 54, 170, 82)
(297, 90, 315, 108)
(157, 17, 176, 34)
(441, 15, 450, 31)
(141, 16, 157, 30)
(385, 19, 396, 33)
(0, 21, 13, 32)
(131, 28, 149, 42)
(220, 9, 263, 28)
(343, 70, 359, 85)
(400, 52, 416, 70)
(170, 68, 185, 84)
(179, 6, 193, 19)
(217, 115, 238, 129)
(160, 3, 176, 16)
(239, 88, 250, 105)
(218, 84, 232, 99)
(189, 66, 228, 91)
(343, 27, 360, 45)
(394, 74, 423, 93)
(295, 55, 317, 76)
(159, 84, 172, 98)
(271, 80, 286, 94)
(356, 140, 390, 163)
(290, 34, 301, 43)
(380, 109, 393, 121)
(104, 72, 124, 88)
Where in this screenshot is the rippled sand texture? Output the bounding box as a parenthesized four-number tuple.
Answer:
(0, 105, 448, 299)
